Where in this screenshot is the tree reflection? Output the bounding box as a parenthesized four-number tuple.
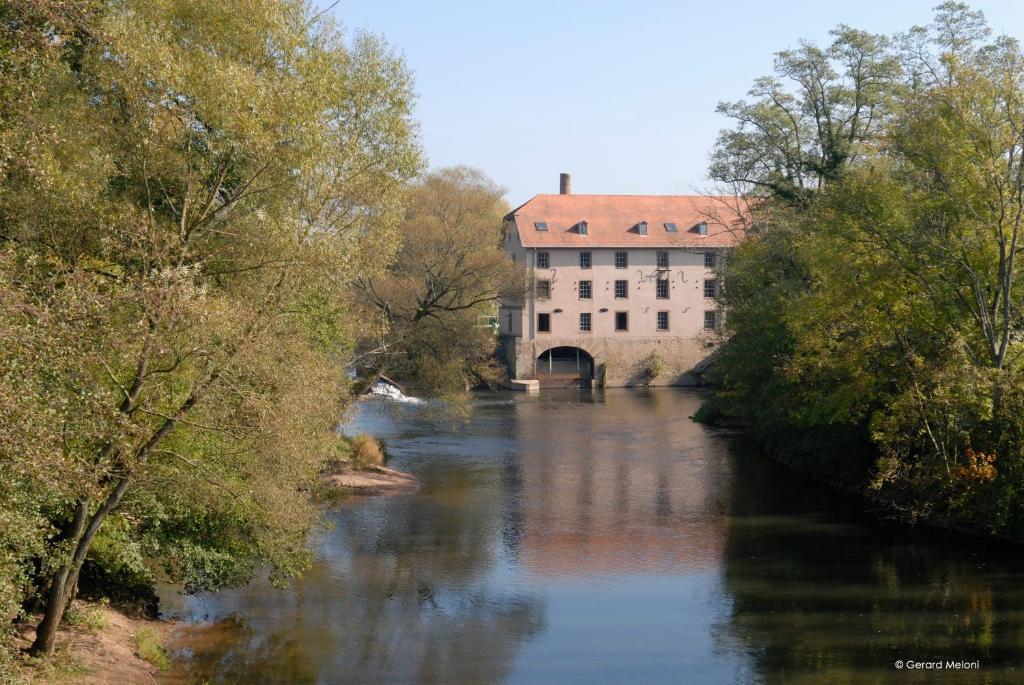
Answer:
(716, 445, 1024, 684)
(163, 401, 545, 685)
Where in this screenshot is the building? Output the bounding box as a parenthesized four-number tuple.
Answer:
(498, 173, 744, 388)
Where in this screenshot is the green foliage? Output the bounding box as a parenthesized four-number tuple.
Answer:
(134, 626, 170, 670)
(642, 351, 666, 382)
(708, 3, 1024, 537)
(0, 0, 422, 656)
(354, 166, 526, 397)
(64, 605, 108, 633)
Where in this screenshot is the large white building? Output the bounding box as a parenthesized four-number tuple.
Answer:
(499, 174, 744, 387)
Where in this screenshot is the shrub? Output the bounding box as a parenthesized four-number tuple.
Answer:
(350, 434, 386, 469)
(135, 626, 169, 670)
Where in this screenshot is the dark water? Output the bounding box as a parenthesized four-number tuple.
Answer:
(158, 388, 1024, 684)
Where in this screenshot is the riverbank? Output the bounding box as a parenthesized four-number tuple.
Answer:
(320, 431, 419, 496)
(12, 601, 172, 684)
(322, 464, 419, 495)
(694, 400, 1024, 546)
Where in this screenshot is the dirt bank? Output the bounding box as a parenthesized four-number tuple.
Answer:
(14, 601, 172, 684)
(322, 464, 419, 495)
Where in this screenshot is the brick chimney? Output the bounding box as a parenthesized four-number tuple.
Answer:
(559, 172, 571, 195)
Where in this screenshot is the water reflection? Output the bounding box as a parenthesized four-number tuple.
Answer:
(717, 447, 1024, 684)
(159, 389, 1024, 685)
(509, 389, 731, 577)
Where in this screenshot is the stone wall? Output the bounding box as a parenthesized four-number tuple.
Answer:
(506, 334, 719, 387)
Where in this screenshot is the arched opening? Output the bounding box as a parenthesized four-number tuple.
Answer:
(536, 346, 594, 388)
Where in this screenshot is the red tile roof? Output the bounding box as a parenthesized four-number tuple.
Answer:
(508, 194, 745, 248)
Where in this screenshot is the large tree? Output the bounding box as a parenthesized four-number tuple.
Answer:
(708, 2, 1024, 536)
(0, 0, 421, 658)
(710, 25, 900, 207)
(353, 167, 525, 397)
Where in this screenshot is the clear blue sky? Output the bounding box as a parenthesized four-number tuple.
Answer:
(320, 0, 1024, 206)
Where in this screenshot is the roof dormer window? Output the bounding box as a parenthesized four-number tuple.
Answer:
(534, 222, 548, 231)
(636, 221, 648, 236)
(577, 221, 588, 236)
(664, 222, 678, 232)
(697, 221, 708, 236)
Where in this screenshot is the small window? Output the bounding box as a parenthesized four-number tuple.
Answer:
(579, 312, 592, 332)
(579, 280, 592, 299)
(657, 311, 669, 331)
(704, 310, 718, 330)
(534, 222, 548, 231)
(656, 278, 670, 299)
(704, 251, 716, 268)
(704, 279, 717, 298)
(615, 251, 628, 268)
(636, 221, 648, 236)
(578, 221, 589, 236)
(664, 222, 678, 232)
(537, 252, 550, 269)
(614, 280, 628, 299)
(579, 251, 592, 269)
(615, 311, 629, 331)
(657, 251, 669, 268)
(697, 222, 708, 236)
(538, 313, 551, 333)
(537, 280, 551, 299)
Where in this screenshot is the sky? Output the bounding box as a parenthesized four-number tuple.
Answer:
(319, 0, 1024, 206)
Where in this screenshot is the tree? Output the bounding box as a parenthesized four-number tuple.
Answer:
(710, 25, 900, 207)
(353, 167, 525, 397)
(0, 0, 421, 656)
(706, 3, 1024, 537)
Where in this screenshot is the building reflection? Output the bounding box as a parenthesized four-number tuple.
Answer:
(509, 389, 732, 577)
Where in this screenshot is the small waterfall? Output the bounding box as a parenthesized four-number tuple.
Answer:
(367, 378, 425, 405)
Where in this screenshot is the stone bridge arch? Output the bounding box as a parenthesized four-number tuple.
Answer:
(535, 345, 595, 387)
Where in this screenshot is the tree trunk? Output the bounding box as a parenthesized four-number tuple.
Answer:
(29, 566, 83, 656)
(29, 475, 131, 656)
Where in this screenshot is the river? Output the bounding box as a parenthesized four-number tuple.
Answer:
(158, 388, 1024, 684)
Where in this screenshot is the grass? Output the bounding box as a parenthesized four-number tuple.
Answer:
(134, 626, 170, 670)
(21, 645, 87, 682)
(64, 605, 109, 634)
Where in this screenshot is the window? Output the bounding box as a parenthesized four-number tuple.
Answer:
(615, 311, 629, 331)
(704, 310, 718, 330)
(657, 251, 669, 268)
(656, 278, 670, 299)
(537, 280, 551, 299)
(664, 222, 678, 232)
(578, 221, 589, 236)
(614, 280, 628, 299)
(704, 251, 716, 268)
(537, 252, 550, 268)
(704, 279, 717, 298)
(578, 280, 592, 299)
(657, 311, 670, 331)
(579, 312, 592, 332)
(615, 251, 628, 268)
(534, 222, 548, 231)
(637, 221, 648, 236)
(579, 251, 592, 269)
(697, 222, 709, 237)
(538, 313, 551, 333)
